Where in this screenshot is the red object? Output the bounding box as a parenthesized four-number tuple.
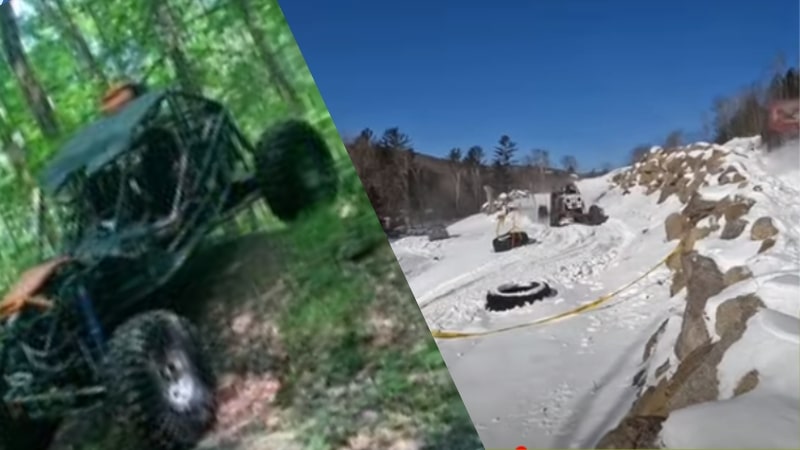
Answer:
(768, 99, 800, 134)
(516, 447, 528, 450)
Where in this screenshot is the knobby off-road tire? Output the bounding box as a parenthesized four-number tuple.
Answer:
(485, 281, 557, 312)
(549, 192, 560, 227)
(104, 310, 217, 450)
(492, 231, 530, 253)
(0, 405, 58, 450)
(255, 119, 338, 222)
(537, 205, 549, 221)
(587, 204, 608, 226)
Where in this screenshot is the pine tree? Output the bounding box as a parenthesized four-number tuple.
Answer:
(492, 135, 517, 193)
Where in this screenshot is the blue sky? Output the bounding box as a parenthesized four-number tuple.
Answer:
(280, 0, 799, 170)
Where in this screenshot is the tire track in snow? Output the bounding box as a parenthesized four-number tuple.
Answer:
(424, 218, 632, 329)
(417, 223, 593, 307)
(420, 234, 591, 309)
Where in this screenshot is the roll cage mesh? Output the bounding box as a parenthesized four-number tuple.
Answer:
(57, 93, 249, 253)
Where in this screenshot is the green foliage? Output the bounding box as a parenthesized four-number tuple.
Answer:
(275, 190, 479, 447)
(277, 176, 385, 385)
(0, 0, 348, 291)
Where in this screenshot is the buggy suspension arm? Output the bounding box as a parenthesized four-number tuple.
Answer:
(153, 152, 190, 233)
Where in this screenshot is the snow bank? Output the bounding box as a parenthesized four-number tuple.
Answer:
(662, 309, 800, 449)
(599, 136, 800, 449)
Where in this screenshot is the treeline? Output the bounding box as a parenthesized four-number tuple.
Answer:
(713, 67, 799, 146)
(629, 65, 800, 163)
(344, 127, 601, 226)
(348, 65, 799, 228)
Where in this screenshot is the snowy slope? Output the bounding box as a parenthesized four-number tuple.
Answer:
(390, 138, 800, 449)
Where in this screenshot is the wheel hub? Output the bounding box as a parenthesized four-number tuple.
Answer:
(161, 352, 198, 412)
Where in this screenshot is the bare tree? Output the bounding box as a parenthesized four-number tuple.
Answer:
(528, 148, 550, 192)
(560, 154, 578, 173)
(464, 145, 485, 210)
(664, 129, 684, 149)
(630, 144, 651, 164)
(375, 127, 416, 222)
(712, 85, 766, 144)
(447, 148, 464, 214)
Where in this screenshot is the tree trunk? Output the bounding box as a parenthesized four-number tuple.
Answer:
(0, 102, 58, 249)
(231, 0, 300, 107)
(472, 167, 483, 210)
(80, 1, 125, 75)
(453, 171, 461, 214)
(538, 165, 545, 193)
(0, 0, 60, 139)
(152, 2, 201, 94)
(36, 0, 108, 86)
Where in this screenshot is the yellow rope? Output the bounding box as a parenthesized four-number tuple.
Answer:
(430, 246, 679, 340)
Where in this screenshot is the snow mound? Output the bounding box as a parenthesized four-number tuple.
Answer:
(599, 136, 800, 449)
(661, 309, 800, 449)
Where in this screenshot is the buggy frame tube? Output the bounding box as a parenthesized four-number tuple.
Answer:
(76, 285, 105, 358)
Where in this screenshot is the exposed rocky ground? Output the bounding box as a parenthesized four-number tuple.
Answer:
(597, 138, 798, 448)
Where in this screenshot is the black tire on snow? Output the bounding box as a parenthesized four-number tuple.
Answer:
(254, 119, 338, 222)
(485, 281, 557, 312)
(492, 231, 530, 253)
(587, 205, 608, 225)
(549, 192, 560, 227)
(104, 310, 217, 450)
(0, 405, 58, 450)
(537, 205, 549, 221)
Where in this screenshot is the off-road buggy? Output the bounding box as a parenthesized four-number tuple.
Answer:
(548, 182, 607, 227)
(0, 88, 338, 449)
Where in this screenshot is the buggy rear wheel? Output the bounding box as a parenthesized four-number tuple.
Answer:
(254, 119, 338, 222)
(104, 310, 216, 450)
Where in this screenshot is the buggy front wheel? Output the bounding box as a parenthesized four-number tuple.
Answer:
(254, 119, 339, 222)
(103, 310, 217, 450)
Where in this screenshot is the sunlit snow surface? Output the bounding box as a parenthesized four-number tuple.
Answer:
(391, 138, 800, 448)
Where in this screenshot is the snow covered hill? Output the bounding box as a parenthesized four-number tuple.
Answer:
(390, 137, 800, 449)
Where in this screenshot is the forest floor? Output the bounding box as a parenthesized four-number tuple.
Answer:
(47, 193, 481, 450)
